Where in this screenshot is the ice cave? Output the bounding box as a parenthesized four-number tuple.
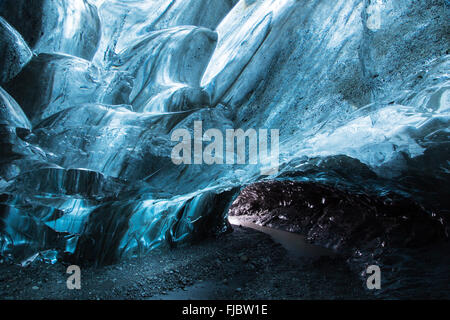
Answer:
(0, 0, 449, 299)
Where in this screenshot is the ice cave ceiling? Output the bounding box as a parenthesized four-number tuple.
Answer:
(0, 0, 448, 265)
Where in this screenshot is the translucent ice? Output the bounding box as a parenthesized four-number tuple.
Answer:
(111, 26, 217, 112)
(0, 0, 448, 265)
(0, 87, 31, 130)
(0, 0, 101, 60)
(4, 53, 132, 123)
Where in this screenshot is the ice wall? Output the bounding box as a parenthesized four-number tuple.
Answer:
(0, 0, 448, 265)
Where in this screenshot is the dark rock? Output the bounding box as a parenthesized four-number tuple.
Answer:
(229, 180, 447, 253)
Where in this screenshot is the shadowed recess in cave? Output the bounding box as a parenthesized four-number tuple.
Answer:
(0, 0, 449, 297)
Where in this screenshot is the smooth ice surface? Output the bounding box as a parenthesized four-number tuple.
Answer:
(0, 0, 448, 264)
(0, 17, 32, 84)
(93, 0, 235, 67)
(0, 87, 31, 130)
(111, 26, 218, 112)
(4, 53, 132, 124)
(0, 0, 101, 60)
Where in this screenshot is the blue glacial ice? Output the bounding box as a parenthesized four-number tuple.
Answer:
(0, 0, 448, 265)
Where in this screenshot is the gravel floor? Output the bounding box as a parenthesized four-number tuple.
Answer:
(0, 226, 371, 300)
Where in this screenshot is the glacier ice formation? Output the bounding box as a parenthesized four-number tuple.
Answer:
(0, 0, 448, 269)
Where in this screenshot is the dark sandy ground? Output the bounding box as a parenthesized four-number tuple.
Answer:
(0, 220, 374, 300)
